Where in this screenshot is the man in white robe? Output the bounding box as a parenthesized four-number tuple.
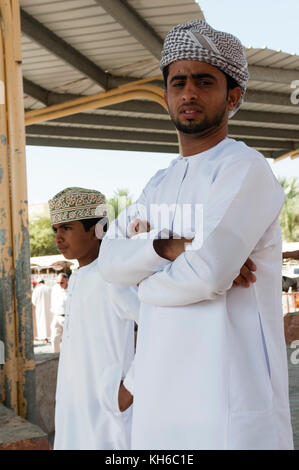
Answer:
(50, 273, 68, 353)
(48, 187, 138, 450)
(98, 20, 294, 450)
(32, 280, 52, 341)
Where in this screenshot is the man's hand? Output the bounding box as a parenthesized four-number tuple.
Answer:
(233, 258, 257, 288)
(128, 218, 150, 238)
(129, 219, 257, 289)
(153, 238, 193, 261)
(118, 382, 133, 412)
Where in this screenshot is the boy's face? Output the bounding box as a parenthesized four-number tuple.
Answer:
(53, 220, 99, 266)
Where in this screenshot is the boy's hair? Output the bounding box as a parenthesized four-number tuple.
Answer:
(80, 217, 108, 235)
(162, 64, 239, 93)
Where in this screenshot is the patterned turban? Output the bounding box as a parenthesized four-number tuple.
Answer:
(160, 20, 249, 115)
(48, 187, 107, 225)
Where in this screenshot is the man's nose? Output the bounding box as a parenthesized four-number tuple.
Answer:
(182, 80, 198, 101)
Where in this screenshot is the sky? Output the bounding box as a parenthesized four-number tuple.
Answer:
(26, 0, 299, 204)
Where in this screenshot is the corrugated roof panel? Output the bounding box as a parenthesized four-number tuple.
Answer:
(247, 81, 292, 94)
(247, 48, 299, 69)
(241, 102, 299, 114)
(22, 0, 93, 12)
(39, 15, 114, 31)
(24, 4, 102, 21)
(19, 1, 297, 156)
(56, 22, 126, 36)
(133, 4, 202, 18)
(69, 31, 132, 47)
(129, 0, 202, 6)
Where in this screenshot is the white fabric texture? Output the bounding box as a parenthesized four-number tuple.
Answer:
(50, 284, 68, 353)
(51, 315, 65, 353)
(99, 137, 294, 450)
(32, 284, 52, 340)
(54, 259, 138, 450)
(51, 283, 68, 316)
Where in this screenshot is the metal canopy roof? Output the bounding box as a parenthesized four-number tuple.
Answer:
(20, 0, 299, 159)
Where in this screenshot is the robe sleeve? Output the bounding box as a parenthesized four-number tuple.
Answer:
(107, 284, 140, 323)
(138, 156, 285, 307)
(99, 170, 170, 286)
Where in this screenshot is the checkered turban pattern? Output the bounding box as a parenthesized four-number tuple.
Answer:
(48, 187, 107, 225)
(160, 20, 249, 115)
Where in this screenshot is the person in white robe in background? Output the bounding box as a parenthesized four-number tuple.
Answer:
(32, 279, 52, 341)
(50, 273, 68, 353)
(48, 187, 138, 450)
(99, 20, 294, 450)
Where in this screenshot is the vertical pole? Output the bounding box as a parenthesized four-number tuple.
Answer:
(0, 0, 36, 422)
(0, 17, 19, 413)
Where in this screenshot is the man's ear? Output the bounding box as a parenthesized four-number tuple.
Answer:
(227, 87, 242, 112)
(164, 90, 168, 107)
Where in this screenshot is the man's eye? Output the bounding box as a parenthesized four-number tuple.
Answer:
(197, 80, 212, 86)
(173, 81, 185, 87)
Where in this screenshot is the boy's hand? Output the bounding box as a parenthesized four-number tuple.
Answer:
(118, 382, 133, 412)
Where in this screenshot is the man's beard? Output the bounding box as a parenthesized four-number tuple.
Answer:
(169, 102, 227, 135)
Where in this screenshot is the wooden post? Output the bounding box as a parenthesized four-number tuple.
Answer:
(0, 0, 36, 422)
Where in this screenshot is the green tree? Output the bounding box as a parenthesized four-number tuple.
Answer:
(29, 216, 58, 257)
(278, 176, 299, 242)
(107, 188, 133, 221)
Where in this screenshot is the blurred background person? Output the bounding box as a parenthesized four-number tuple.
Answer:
(283, 250, 299, 261)
(31, 279, 38, 339)
(32, 279, 52, 342)
(50, 273, 68, 353)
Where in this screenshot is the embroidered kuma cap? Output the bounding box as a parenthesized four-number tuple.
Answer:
(48, 187, 107, 225)
(160, 19, 249, 116)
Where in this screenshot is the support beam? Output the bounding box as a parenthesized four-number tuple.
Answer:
(26, 124, 178, 144)
(237, 138, 294, 150)
(45, 113, 299, 140)
(248, 65, 299, 85)
(25, 134, 293, 157)
(232, 109, 299, 127)
(262, 150, 288, 159)
(26, 136, 178, 154)
(50, 112, 176, 132)
(228, 124, 299, 141)
(20, 9, 108, 89)
(23, 75, 298, 112)
(97, 0, 163, 59)
(26, 123, 296, 153)
(245, 89, 295, 107)
(23, 77, 48, 104)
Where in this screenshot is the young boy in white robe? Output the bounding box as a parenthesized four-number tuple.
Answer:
(48, 187, 137, 450)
